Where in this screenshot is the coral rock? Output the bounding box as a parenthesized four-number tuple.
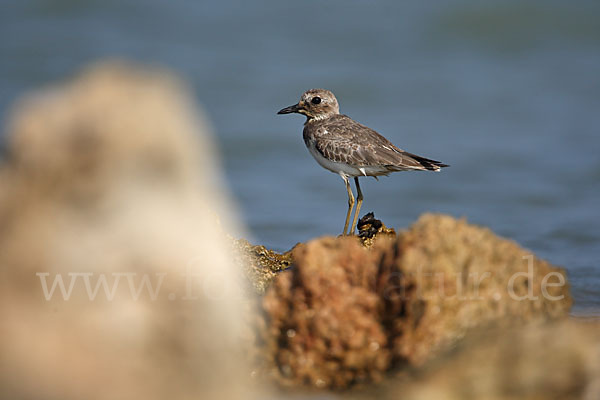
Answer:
(387, 319, 600, 400)
(258, 214, 572, 389)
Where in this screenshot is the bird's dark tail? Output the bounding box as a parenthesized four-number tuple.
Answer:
(406, 152, 449, 171)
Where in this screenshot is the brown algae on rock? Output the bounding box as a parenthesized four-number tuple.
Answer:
(233, 238, 294, 294)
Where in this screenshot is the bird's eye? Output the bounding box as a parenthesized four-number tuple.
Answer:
(311, 97, 321, 105)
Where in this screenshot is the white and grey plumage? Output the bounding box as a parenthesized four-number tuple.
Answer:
(278, 88, 448, 235)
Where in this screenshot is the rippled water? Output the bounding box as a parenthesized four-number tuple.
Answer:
(1, 0, 598, 314)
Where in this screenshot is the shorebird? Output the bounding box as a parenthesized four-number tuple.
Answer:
(277, 89, 448, 236)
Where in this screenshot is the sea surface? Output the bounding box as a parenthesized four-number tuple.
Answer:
(1, 0, 598, 314)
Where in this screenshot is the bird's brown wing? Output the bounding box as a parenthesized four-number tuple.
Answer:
(312, 114, 447, 171)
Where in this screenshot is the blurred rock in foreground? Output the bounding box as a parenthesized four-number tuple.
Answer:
(0, 62, 255, 400)
(384, 319, 600, 400)
(258, 214, 572, 389)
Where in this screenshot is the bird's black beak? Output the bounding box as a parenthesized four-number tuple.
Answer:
(277, 103, 301, 115)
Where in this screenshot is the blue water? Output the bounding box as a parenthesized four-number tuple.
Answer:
(1, 0, 598, 314)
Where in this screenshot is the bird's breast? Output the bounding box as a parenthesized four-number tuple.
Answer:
(305, 139, 363, 177)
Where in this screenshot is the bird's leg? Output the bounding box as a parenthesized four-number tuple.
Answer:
(342, 175, 355, 236)
(350, 177, 363, 235)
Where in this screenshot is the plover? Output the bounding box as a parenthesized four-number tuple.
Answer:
(278, 89, 448, 235)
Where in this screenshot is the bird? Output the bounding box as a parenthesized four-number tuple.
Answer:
(277, 88, 448, 236)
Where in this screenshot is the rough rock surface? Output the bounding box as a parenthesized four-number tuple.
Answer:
(236, 213, 391, 295)
(0, 61, 255, 400)
(258, 214, 572, 389)
(385, 319, 600, 400)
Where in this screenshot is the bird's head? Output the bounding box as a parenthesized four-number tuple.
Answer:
(277, 89, 339, 121)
